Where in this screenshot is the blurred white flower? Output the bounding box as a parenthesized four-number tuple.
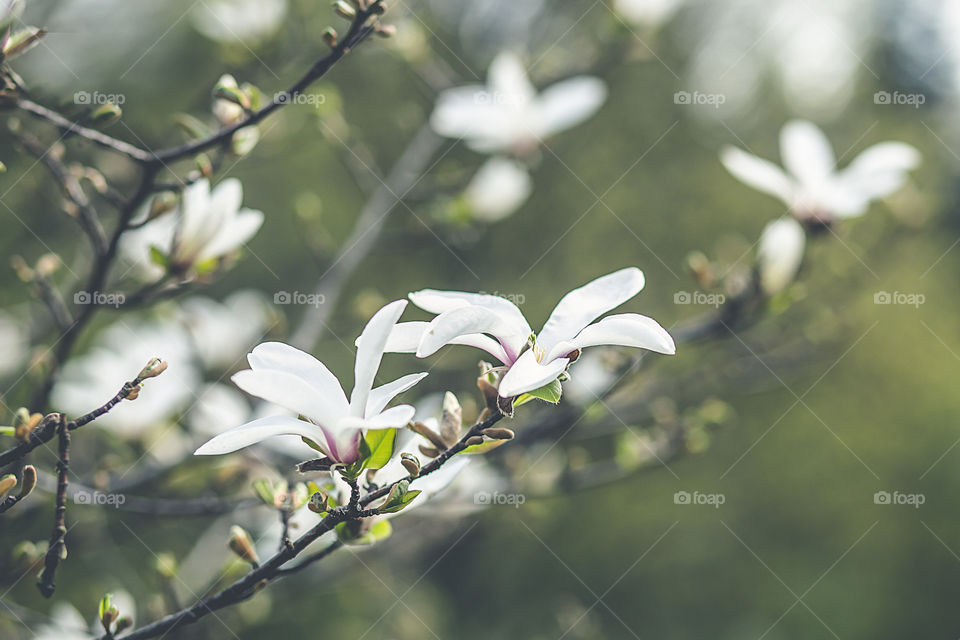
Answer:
(431, 51, 607, 154)
(756, 217, 806, 295)
(0, 310, 28, 379)
(52, 321, 200, 435)
(613, 0, 684, 29)
(463, 156, 533, 222)
(121, 178, 264, 277)
(195, 301, 426, 463)
(192, 0, 288, 44)
(721, 120, 921, 223)
(386, 268, 675, 398)
(179, 291, 273, 370)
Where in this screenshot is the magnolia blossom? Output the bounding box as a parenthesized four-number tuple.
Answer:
(385, 268, 675, 398)
(463, 156, 533, 222)
(195, 300, 426, 463)
(192, 0, 288, 44)
(121, 178, 264, 277)
(722, 120, 920, 293)
(430, 51, 607, 154)
(179, 291, 273, 370)
(52, 321, 200, 435)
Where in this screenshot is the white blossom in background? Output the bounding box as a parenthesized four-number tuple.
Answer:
(563, 349, 621, 406)
(721, 120, 920, 293)
(35, 591, 135, 640)
(613, 0, 685, 29)
(121, 178, 264, 278)
(385, 268, 675, 398)
(195, 301, 426, 463)
(52, 321, 200, 435)
(0, 310, 28, 378)
(431, 51, 608, 154)
(686, 0, 870, 118)
(179, 291, 273, 370)
(463, 156, 533, 222)
(192, 0, 288, 44)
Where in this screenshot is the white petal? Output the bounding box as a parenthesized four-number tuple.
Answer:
(178, 178, 212, 243)
(464, 157, 533, 222)
(248, 342, 349, 409)
(757, 217, 806, 295)
(351, 300, 408, 416)
(537, 267, 645, 352)
(430, 87, 507, 143)
(498, 350, 569, 398)
(380, 321, 510, 364)
(367, 373, 428, 416)
(780, 120, 836, 187)
(338, 404, 416, 431)
(194, 415, 320, 455)
(197, 208, 264, 261)
(535, 76, 607, 138)
(417, 305, 525, 359)
(720, 145, 793, 204)
(232, 368, 345, 424)
(409, 289, 531, 357)
(831, 141, 920, 218)
(487, 51, 536, 106)
(547, 313, 675, 361)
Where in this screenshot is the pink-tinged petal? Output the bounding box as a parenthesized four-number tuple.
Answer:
(339, 404, 416, 431)
(780, 120, 835, 187)
(248, 342, 349, 410)
(367, 373, 428, 416)
(408, 289, 531, 336)
(547, 313, 676, 362)
(232, 368, 346, 424)
(498, 350, 570, 398)
(537, 267, 645, 352)
(535, 76, 607, 138)
(197, 208, 263, 261)
(757, 217, 806, 295)
(720, 145, 793, 204)
(350, 300, 408, 416)
(194, 415, 321, 455)
(379, 322, 509, 362)
(417, 305, 526, 358)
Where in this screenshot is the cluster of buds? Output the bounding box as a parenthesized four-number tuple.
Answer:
(252, 478, 310, 512)
(409, 392, 463, 458)
(0, 465, 35, 504)
(98, 593, 132, 636)
(7, 408, 43, 443)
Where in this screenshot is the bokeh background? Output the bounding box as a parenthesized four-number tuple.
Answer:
(2, 0, 960, 638)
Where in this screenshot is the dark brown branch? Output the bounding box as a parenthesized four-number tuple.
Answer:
(37, 415, 69, 598)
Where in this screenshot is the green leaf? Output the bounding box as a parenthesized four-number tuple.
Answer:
(335, 519, 393, 545)
(148, 245, 169, 269)
(377, 479, 422, 514)
(361, 428, 397, 470)
(98, 593, 112, 621)
(0, 426, 14, 436)
(515, 378, 563, 407)
(460, 438, 507, 455)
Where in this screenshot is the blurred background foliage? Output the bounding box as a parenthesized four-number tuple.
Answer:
(2, 0, 960, 638)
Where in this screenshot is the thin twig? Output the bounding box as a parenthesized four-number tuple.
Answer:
(37, 415, 69, 598)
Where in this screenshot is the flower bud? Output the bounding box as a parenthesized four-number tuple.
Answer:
(370, 1, 387, 15)
(400, 453, 420, 477)
(375, 24, 396, 38)
(464, 436, 484, 446)
(0, 160, 6, 173)
(333, 1, 356, 19)
(481, 427, 514, 440)
(18, 465, 36, 497)
(115, 617, 133, 633)
(322, 27, 338, 48)
(418, 444, 440, 458)
(307, 490, 329, 514)
(89, 103, 123, 128)
(14, 411, 42, 442)
(2, 26, 45, 60)
(252, 479, 274, 505)
(138, 358, 168, 380)
(409, 420, 447, 450)
(439, 391, 462, 445)
(155, 552, 177, 579)
(228, 525, 260, 566)
(124, 386, 140, 400)
(0, 474, 17, 501)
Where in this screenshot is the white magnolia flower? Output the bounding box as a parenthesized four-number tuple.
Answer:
(195, 300, 426, 463)
(52, 321, 200, 436)
(756, 217, 806, 295)
(463, 156, 533, 222)
(192, 0, 288, 44)
(385, 268, 675, 399)
(431, 51, 608, 154)
(179, 291, 273, 370)
(0, 310, 28, 379)
(121, 178, 264, 277)
(721, 120, 920, 223)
